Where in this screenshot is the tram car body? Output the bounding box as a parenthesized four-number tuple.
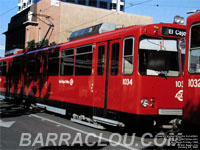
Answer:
(183, 12, 200, 128)
(0, 22, 186, 128)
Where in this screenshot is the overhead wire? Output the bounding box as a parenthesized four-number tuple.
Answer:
(50, 0, 155, 37)
(137, 4, 198, 8)
(0, 6, 18, 17)
(0, 0, 155, 45)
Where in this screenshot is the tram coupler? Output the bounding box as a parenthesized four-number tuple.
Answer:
(169, 118, 182, 129)
(161, 118, 182, 130)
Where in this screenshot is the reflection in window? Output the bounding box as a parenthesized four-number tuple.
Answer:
(27, 55, 36, 76)
(48, 49, 60, 76)
(123, 37, 134, 74)
(181, 49, 185, 74)
(97, 45, 105, 75)
(189, 49, 200, 73)
(42, 54, 48, 75)
(3, 62, 7, 76)
(191, 24, 200, 48)
(111, 43, 119, 75)
(36, 55, 41, 75)
(0, 61, 7, 76)
(60, 49, 74, 76)
(0, 62, 2, 75)
(189, 24, 200, 74)
(75, 45, 93, 76)
(13, 59, 21, 76)
(139, 37, 179, 77)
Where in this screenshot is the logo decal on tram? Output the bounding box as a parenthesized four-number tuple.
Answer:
(59, 78, 74, 86)
(175, 90, 183, 102)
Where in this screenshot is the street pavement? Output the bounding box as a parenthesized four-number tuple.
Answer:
(0, 99, 174, 150)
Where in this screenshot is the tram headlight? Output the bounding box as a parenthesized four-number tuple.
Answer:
(141, 99, 149, 107)
(174, 15, 184, 24)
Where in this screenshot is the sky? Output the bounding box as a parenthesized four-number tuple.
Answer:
(0, 0, 199, 57)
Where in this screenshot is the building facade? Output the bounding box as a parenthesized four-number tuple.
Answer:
(18, 0, 40, 13)
(18, 0, 124, 12)
(5, 0, 153, 52)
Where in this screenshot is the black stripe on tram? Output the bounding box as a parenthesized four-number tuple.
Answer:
(104, 41, 110, 117)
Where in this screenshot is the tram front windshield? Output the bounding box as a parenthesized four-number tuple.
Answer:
(189, 24, 200, 74)
(139, 36, 179, 77)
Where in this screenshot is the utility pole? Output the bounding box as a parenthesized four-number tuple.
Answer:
(32, 13, 54, 48)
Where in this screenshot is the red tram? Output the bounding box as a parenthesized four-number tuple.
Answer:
(0, 22, 186, 129)
(183, 11, 200, 129)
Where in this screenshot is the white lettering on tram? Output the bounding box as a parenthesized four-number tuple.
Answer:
(188, 79, 200, 88)
(122, 79, 133, 86)
(175, 81, 183, 88)
(175, 30, 186, 37)
(59, 79, 74, 86)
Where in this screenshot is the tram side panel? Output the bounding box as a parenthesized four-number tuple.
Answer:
(0, 60, 7, 96)
(183, 12, 200, 127)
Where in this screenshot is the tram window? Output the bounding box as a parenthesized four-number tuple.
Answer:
(181, 49, 185, 75)
(48, 50, 59, 76)
(0, 62, 2, 75)
(13, 60, 21, 76)
(60, 48, 74, 76)
(111, 43, 120, 75)
(97, 45, 105, 75)
(139, 37, 179, 77)
(189, 50, 200, 73)
(123, 37, 134, 75)
(27, 55, 35, 76)
(42, 54, 48, 75)
(191, 24, 200, 48)
(2, 62, 7, 76)
(189, 24, 200, 74)
(36, 55, 41, 75)
(75, 45, 93, 76)
(0, 62, 7, 76)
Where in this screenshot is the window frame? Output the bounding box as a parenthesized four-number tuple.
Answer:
(138, 36, 180, 77)
(122, 36, 135, 75)
(0, 62, 2, 76)
(47, 49, 60, 76)
(60, 48, 75, 76)
(97, 45, 105, 76)
(188, 22, 200, 74)
(110, 42, 120, 76)
(76, 44, 93, 55)
(75, 44, 94, 76)
(0, 61, 7, 76)
(26, 54, 36, 76)
(13, 59, 21, 77)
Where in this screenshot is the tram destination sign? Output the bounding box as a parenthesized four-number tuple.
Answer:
(162, 27, 186, 37)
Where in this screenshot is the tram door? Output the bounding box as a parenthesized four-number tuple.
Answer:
(93, 39, 122, 118)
